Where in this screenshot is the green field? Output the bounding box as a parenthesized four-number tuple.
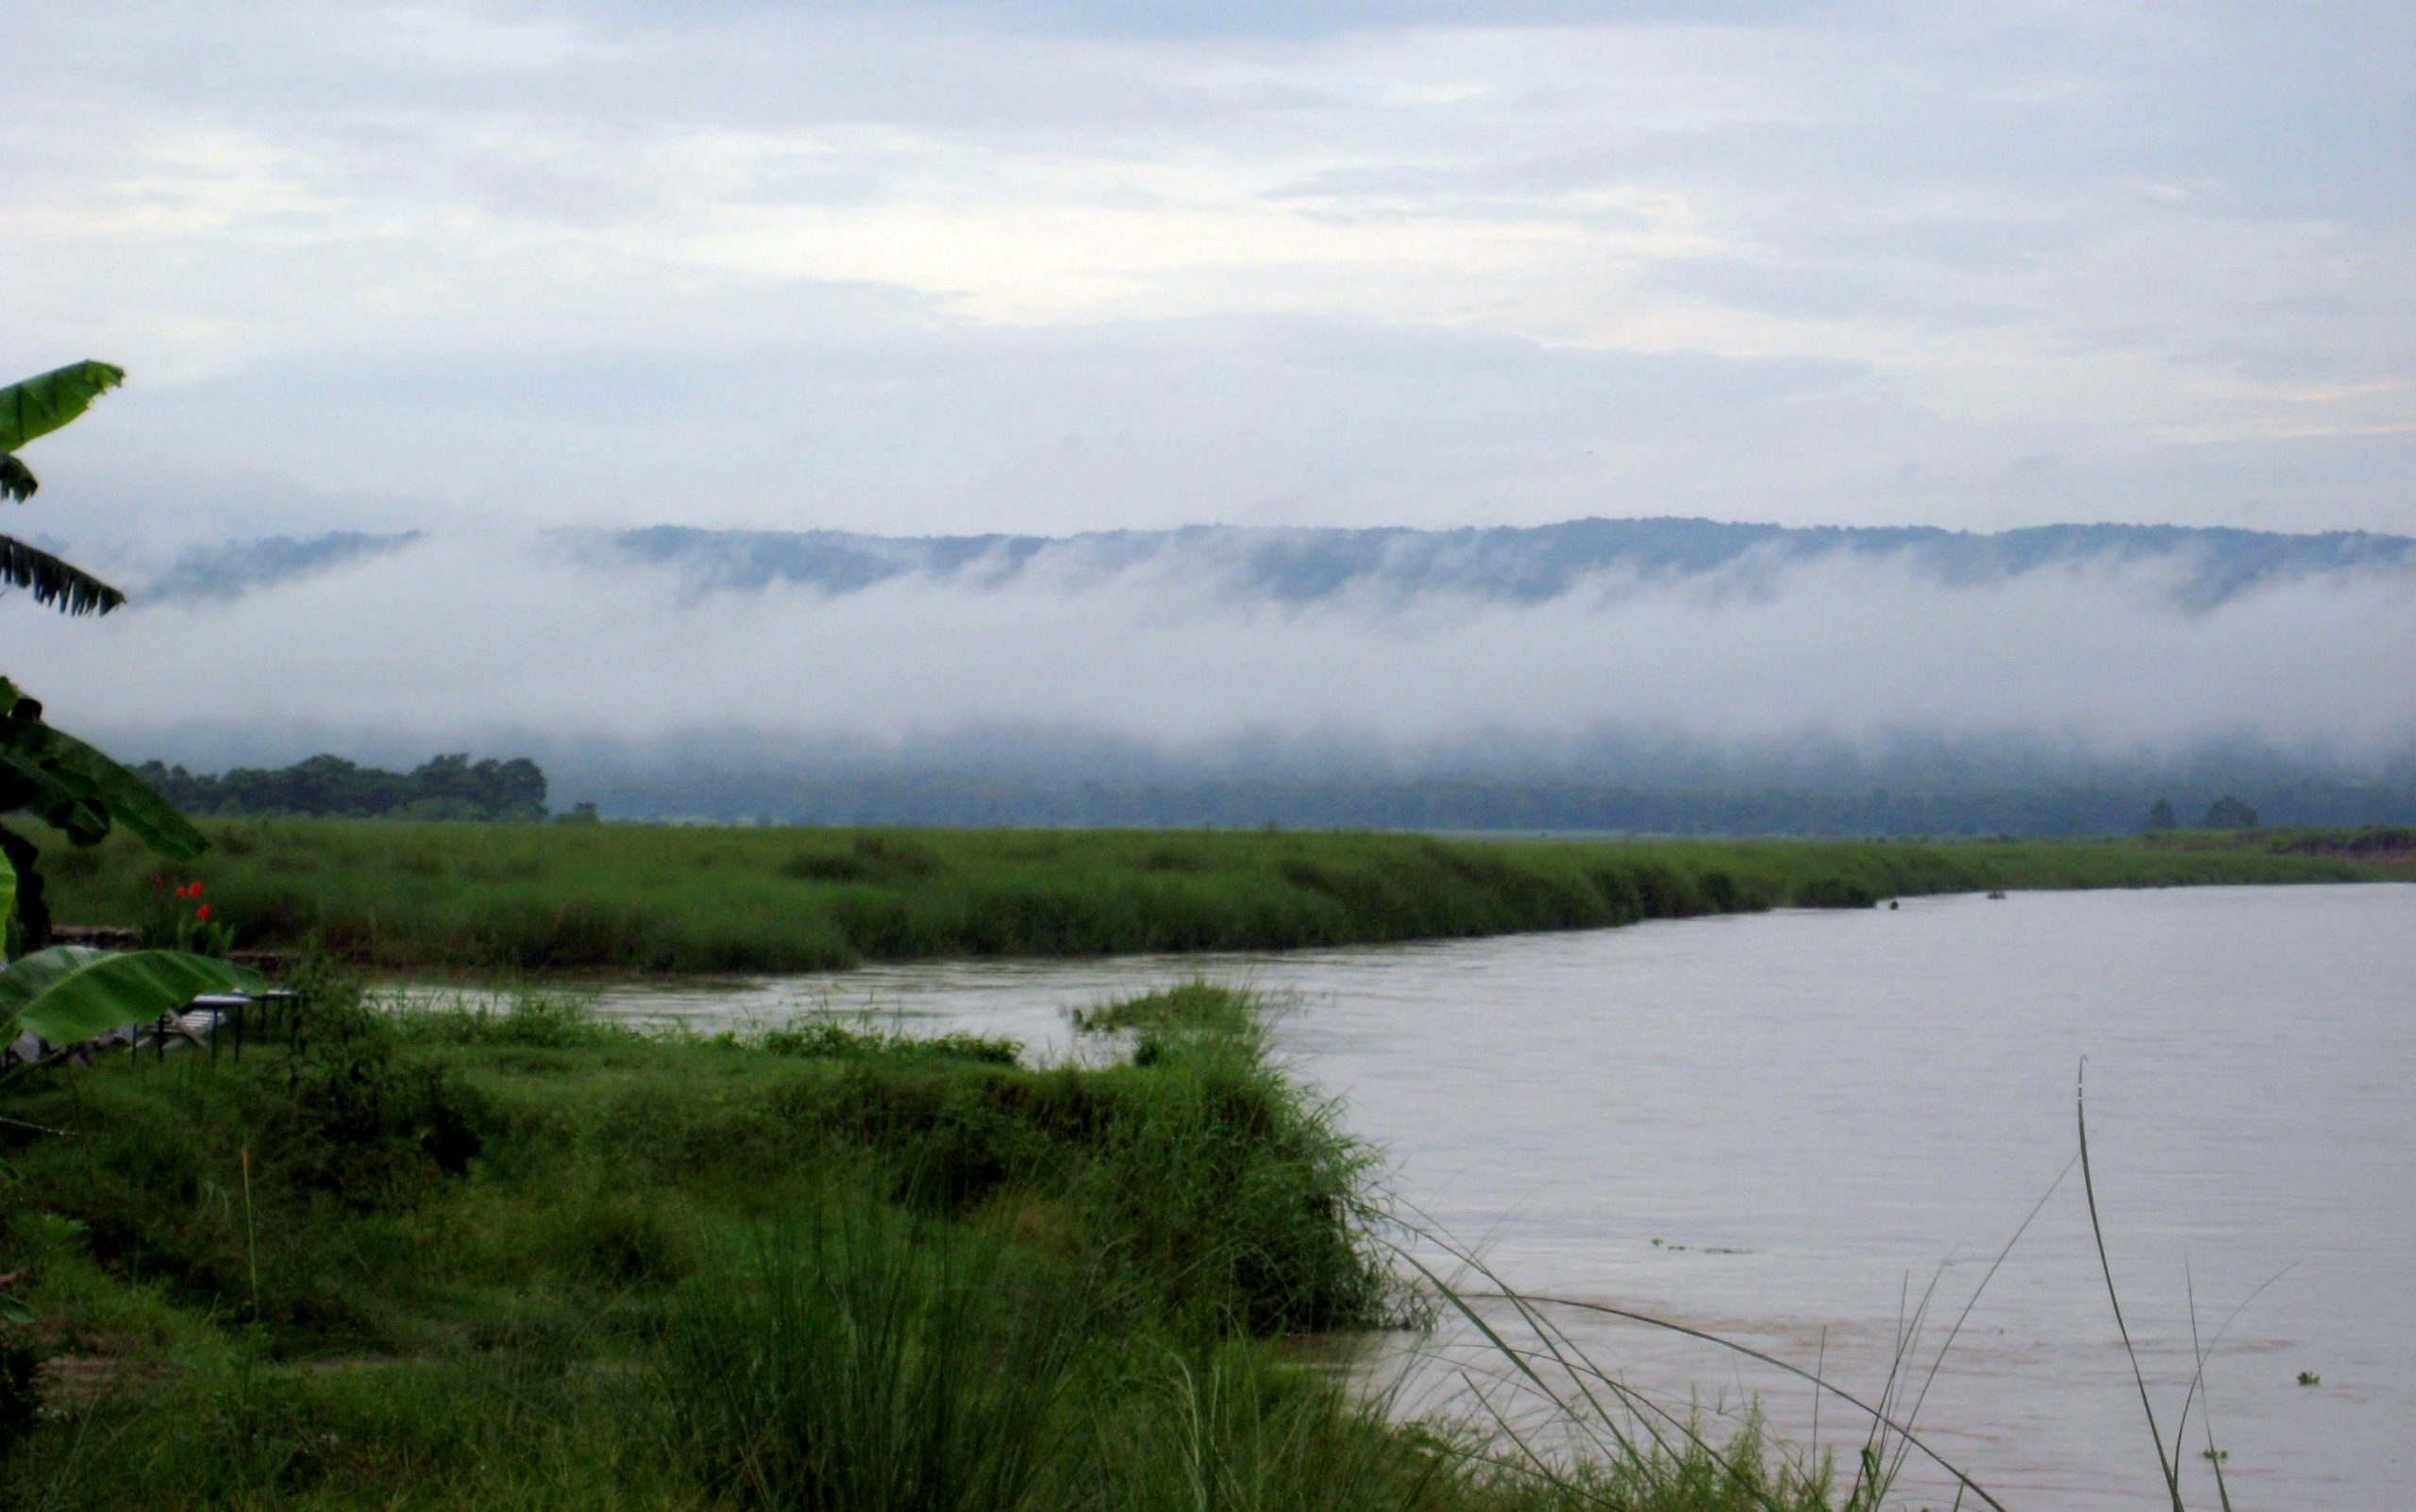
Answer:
(34, 818, 2391, 973)
(1, 979, 1883, 1510)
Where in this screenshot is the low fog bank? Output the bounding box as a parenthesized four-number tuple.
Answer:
(522, 729, 2416, 834)
(17, 525, 2415, 831)
(103, 726, 2416, 835)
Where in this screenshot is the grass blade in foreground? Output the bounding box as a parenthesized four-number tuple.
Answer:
(1394, 1233, 2013, 1512)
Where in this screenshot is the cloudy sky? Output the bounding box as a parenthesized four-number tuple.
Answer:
(10, 2, 2413, 549)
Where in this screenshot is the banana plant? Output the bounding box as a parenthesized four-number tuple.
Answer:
(0, 361, 210, 951)
(0, 366, 239, 1328)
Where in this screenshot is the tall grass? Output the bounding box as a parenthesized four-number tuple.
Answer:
(1040, 1342, 1466, 1512)
(1074, 1002, 1400, 1336)
(383, 982, 639, 1049)
(35, 819, 2386, 973)
(660, 1193, 1092, 1512)
(1404, 1250, 1997, 1512)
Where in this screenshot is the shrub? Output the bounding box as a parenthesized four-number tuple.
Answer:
(273, 967, 492, 1204)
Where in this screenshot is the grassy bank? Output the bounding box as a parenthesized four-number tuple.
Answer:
(35, 820, 2391, 973)
(1, 979, 1864, 1510)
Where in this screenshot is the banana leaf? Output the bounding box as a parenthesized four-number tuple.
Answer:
(0, 683, 205, 857)
(0, 535, 125, 615)
(0, 362, 126, 453)
(0, 946, 262, 1049)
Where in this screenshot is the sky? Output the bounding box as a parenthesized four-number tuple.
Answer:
(10, 0, 2414, 550)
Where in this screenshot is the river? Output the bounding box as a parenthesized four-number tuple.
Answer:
(470, 882, 2416, 1509)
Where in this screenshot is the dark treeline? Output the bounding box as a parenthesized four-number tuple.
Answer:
(135, 752, 547, 821)
(566, 769, 2416, 835)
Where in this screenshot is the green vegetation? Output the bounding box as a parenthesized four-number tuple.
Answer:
(0, 978, 1871, 1510)
(34, 820, 2390, 974)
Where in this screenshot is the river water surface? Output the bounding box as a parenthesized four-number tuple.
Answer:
(489, 882, 2413, 1509)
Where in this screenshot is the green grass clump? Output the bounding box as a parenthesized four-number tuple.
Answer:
(662, 1194, 1090, 1512)
(33, 820, 2389, 974)
(1070, 979, 1256, 1036)
(754, 1016, 1022, 1066)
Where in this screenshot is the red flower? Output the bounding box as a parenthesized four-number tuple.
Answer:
(194, 904, 212, 921)
(188, 882, 203, 898)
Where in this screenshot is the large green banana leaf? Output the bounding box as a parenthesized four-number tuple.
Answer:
(0, 361, 126, 454)
(0, 946, 262, 1049)
(0, 679, 205, 857)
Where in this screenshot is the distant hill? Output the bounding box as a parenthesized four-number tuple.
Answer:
(566, 517, 2414, 609)
(139, 530, 422, 602)
(121, 518, 2413, 610)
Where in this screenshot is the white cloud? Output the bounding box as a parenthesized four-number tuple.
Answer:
(6, 0, 2410, 539)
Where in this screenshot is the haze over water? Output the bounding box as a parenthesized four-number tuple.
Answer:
(549, 882, 2416, 1510)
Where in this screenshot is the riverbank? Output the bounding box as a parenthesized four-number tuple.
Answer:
(0, 978, 1861, 1510)
(35, 819, 2387, 973)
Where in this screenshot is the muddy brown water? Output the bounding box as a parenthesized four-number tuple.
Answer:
(413, 882, 2416, 1509)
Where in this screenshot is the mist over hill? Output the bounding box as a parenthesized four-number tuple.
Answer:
(580, 517, 2414, 611)
(34, 516, 2416, 834)
(131, 516, 2415, 611)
